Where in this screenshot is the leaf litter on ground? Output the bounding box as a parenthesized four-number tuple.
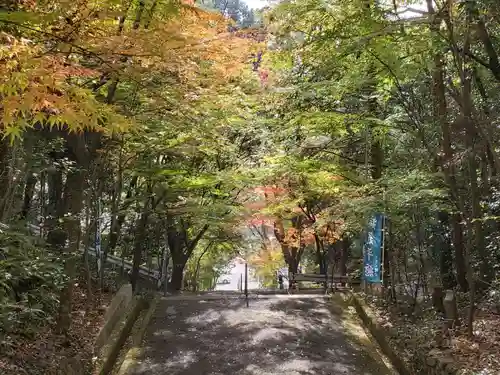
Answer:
(363, 293, 500, 375)
(0, 279, 113, 375)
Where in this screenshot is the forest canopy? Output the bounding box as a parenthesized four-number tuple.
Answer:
(2, 1, 500, 373)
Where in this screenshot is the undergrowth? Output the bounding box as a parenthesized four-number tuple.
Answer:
(0, 225, 66, 338)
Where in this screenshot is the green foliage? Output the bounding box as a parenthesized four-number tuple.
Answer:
(184, 239, 239, 291)
(0, 227, 66, 336)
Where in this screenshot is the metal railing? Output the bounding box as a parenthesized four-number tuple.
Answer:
(0, 221, 159, 281)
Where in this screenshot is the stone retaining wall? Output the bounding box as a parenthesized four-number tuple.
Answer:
(99, 297, 148, 375)
(93, 284, 153, 375)
(95, 284, 133, 352)
(58, 284, 135, 375)
(349, 293, 459, 375)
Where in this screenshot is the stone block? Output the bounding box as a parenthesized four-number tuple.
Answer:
(104, 284, 132, 322)
(443, 290, 459, 327)
(96, 284, 133, 351)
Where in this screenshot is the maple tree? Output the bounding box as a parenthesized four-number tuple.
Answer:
(7, 0, 500, 373)
(245, 179, 346, 277)
(0, 1, 264, 364)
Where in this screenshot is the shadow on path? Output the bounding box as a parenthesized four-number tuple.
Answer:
(130, 295, 392, 375)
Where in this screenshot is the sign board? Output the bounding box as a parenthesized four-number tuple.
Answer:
(363, 214, 384, 283)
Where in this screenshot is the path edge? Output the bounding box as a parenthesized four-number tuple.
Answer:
(347, 292, 461, 375)
(115, 294, 160, 375)
(341, 291, 411, 375)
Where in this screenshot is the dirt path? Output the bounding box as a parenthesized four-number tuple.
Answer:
(129, 295, 394, 375)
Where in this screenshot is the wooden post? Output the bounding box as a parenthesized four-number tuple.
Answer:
(245, 263, 248, 307)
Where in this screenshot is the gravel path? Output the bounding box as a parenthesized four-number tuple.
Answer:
(130, 295, 393, 375)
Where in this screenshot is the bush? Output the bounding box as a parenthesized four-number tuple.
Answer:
(0, 227, 66, 335)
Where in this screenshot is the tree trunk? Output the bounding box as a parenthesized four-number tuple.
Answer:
(55, 167, 86, 335)
(46, 166, 65, 248)
(161, 246, 170, 296)
(0, 137, 11, 220)
(437, 212, 456, 290)
(55, 132, 97, 336)
(475, 17, 500, 82)
(387, 218, 397, 302)
(82, 192, 93, 307)
(465, 219, 476, 337)
(314, 233, 326, 274)
(339, 237, 350, 276)
(106, 176, 138, 256)
(370, 139, 383, 180)
(130, 206, 150, 293)
(192, 243, 213, 292)
(20, 171, 37, 220)
(426, 0, 468, 293)
(338, 237, 350, 287)
(274, 217, 304, 275)
(287, 254, 298, 274)
(451, 214, 469, 291)
(461, 59, 492, 288)
(169, 261, 187, 292)
(166, 222, 209, 292)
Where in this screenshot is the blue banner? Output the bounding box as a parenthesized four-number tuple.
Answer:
(363, 214, 383, 283)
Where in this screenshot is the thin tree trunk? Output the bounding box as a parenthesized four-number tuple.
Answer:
(82, 191, 93, 307)
(46, 165, 65, 248)
(427, 0, 468, 292)
(55, 132, 98, 335)
(130, 205, 150, 293)
(339, 236, 350, 287)
(465, 219, 476, 338)
(437, 212, 456, 289)
(314, 233, 326, 274)
(0, 143, 21, 221)
(20, 171, 37, 220)
(460, 28, 492, 288)
(0, 137, 11, 220)
(56, 167, 86, 335)
(451, 214, 469, 291)
(475, 18, 500, 82)
(192, 242, 213, 292)
(106, 176, 138, 256)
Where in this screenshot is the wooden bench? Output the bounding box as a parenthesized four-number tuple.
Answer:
(288, 273, 360, 291)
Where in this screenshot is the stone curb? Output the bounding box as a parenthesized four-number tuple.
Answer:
(348, 292, 459, 375)
(348, 292, 411, 375)
(99, 296, 149, 375)
(331, 293, 397, 374)
(115, 294, 160, 375)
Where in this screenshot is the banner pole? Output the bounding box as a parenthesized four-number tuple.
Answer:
(380, 190, 387, 285)
(380, 215, 386, 284)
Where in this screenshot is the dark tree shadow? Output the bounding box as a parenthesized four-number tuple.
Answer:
(131, 295, 392, 375)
